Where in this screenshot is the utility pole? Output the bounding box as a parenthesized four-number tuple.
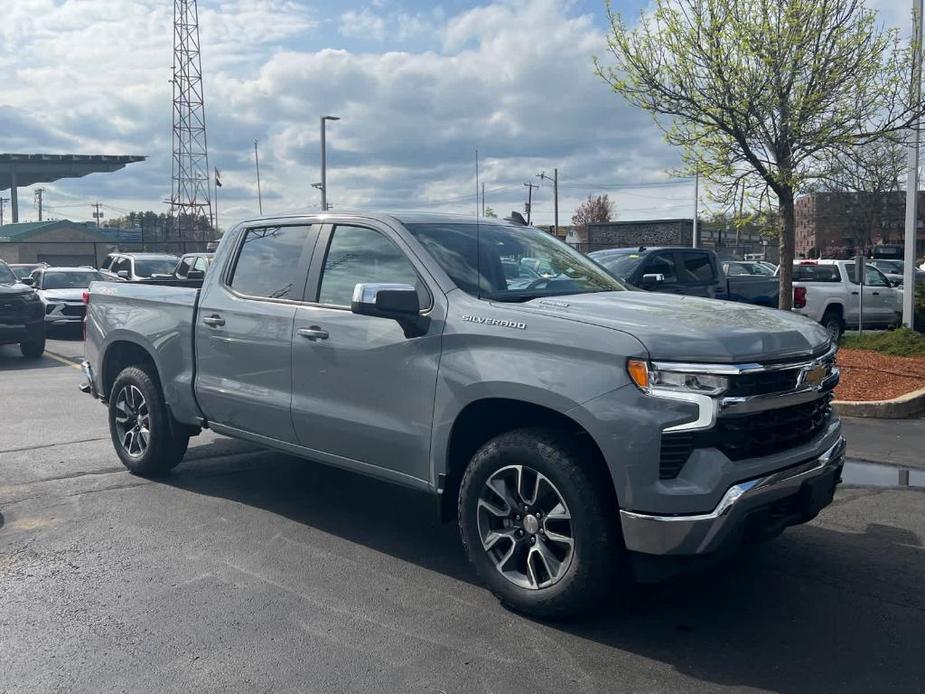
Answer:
(91, 201, 104, 228)
(523, 182, 539, 225)
(537, 169, 559, 236)
(254, 140, 263, 215)
(320, 115, 340, 211)
(692, 171, 700, 248)
(475, 148, 479, 217)
(903, 0, 923, 328)
(34, 188, 45, 221)
(482, 182, 485, 216)
(0, 197, 9, 226)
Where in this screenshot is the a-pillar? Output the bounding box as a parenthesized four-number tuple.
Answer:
(9, 166, 18, 223)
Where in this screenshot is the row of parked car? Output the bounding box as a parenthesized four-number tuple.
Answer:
(0, 252, 214, 358)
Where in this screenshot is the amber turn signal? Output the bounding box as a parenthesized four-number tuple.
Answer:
(627, 359, 650, 390)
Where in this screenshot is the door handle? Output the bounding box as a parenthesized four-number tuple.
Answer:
(851, 291, 859, 295)
(298, 326, 329, 341)
(872, 292, 880, 296)
(202, 314, 225, 327)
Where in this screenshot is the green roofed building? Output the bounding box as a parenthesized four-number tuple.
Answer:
(0, 220, 115, 266)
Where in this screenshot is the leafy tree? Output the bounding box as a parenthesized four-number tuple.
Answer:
(484, 207, 498, 218)
(596, 0, 925, 309)
(571, 193, 615, 228)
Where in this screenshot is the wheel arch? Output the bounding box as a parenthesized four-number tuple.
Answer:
(101, 338, 160, 400)
(438, 397, 615, 523)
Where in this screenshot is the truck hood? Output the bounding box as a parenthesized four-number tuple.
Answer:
(0, 283, 33, 297)
(512, 291, 829, 363)
(39, 288, 85, 302)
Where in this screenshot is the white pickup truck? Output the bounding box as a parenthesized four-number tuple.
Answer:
(785, 260, 902, 340)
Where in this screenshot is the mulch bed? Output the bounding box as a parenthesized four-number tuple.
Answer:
(834, 348, 925, 402)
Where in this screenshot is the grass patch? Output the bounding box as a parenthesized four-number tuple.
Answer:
(840, 328, 925, 357)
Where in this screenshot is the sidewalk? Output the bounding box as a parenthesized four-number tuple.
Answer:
(841, 416, 925, 470)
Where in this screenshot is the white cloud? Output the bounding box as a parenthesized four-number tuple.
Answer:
(0, 0, 688, 227)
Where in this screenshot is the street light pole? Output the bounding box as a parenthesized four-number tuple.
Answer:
(320, 115, 340, 211)
(537, 169, 559, 236)
(903, 0, 923, 328)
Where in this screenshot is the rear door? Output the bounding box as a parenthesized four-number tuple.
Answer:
(194, 223, 318, 443)
(289, 220, 444, 483)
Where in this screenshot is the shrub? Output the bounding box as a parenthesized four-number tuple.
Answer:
(840, 327, 925, 356)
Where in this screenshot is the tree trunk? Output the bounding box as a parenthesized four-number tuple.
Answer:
(777, 187, 796, 311)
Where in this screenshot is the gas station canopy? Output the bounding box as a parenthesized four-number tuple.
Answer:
(0, 153, 146, 223)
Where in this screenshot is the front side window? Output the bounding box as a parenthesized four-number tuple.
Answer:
(318, 225, 423, 307)
(645, 254, 678, 282)
(406, 222, 624, 301)
(865, 266, 889, 287)
(229, 226, 310, 299)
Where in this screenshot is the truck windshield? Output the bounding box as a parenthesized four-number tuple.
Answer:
(591, 252, 645, 280)
(0, 264, 16, 285)
(43, 271, 104, 289)
(405, 222, 625, 301)
(135, 259, 179, 277)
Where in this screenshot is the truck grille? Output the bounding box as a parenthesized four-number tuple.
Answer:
(659, 395, 833, 478)
(0, 295, 27, 322)
(726, 369, 801, 397)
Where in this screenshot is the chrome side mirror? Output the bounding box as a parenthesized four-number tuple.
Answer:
(117, 270, 129, 279)
(641, 273, 666, 286)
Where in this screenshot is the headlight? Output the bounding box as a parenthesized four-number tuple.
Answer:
(627, 359, 729, 396)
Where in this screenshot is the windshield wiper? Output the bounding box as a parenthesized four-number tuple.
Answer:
(486, 289, 611, 303)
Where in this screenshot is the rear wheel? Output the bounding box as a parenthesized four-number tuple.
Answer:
(108, 366, 189, 476)
(821, 310, 844, 342)
(458, 428, 624, 619)
(19, 332, 45, 358)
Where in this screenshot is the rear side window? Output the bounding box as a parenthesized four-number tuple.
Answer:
(317, 225, 424, 307)
(681, 253, 716, 282)
(793, 265, 841, 282)
(229, 226, 310, 299)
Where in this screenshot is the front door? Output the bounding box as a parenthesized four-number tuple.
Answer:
(638, 252, 685, 293)
(861, 265, 895, 326)
(290, 222, 444, 483)
(195, 224, 316, 443)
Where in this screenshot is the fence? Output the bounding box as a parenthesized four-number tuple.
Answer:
(0, 240, 210, 268)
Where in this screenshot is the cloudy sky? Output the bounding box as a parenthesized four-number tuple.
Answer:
(0, 0, 911, 229)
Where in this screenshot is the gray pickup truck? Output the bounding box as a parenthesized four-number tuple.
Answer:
(81, 212, 845, 618)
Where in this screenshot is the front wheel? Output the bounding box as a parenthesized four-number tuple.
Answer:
(458, 428, 624, 619)
(108, 366, 189, 477)
(19, 332, 45, 358)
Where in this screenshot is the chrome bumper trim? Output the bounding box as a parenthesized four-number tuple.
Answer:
(620, 437, 846, 556)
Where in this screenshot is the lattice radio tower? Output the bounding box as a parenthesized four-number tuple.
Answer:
(170, 0, 213, 240)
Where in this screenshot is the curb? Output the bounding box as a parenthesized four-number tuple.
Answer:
(834, 385, 925, 419)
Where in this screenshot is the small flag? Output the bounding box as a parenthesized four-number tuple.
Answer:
(214, 168, 222, 187)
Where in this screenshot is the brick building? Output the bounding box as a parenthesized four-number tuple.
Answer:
(795, 191, 925, 258)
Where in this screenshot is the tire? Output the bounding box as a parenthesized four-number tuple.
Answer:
(821, 310, 844, 342)
(19, 332, 46, 358)
(108, 365, 189, 477)
(458, 428, 624, 619)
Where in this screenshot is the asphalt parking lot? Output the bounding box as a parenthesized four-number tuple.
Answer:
(1, 332, 924, 693)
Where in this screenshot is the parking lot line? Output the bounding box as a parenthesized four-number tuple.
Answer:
(45, 351, 82, 370)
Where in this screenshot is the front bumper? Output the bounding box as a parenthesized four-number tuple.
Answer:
(620, 436, 846, 556)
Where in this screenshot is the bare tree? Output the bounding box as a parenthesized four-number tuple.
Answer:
(571, 194, 615, 228)
(596, 0, 925, 309)
(813, 135, 906, 250)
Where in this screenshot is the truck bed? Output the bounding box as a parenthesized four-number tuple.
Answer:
(84, 280, 203, 425)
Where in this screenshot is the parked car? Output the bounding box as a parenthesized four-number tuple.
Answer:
(8, 262, 49, 280)
(590, 246, 779, 306)
(100, 253, 179, 282)
(869, 259, 925, 287)
(174, 252, 214, 280)
(81, 212, 844, 619)
(0, 260, 45, 357)
(28, 267, 104, 327)
(783, 260, 901, 340)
